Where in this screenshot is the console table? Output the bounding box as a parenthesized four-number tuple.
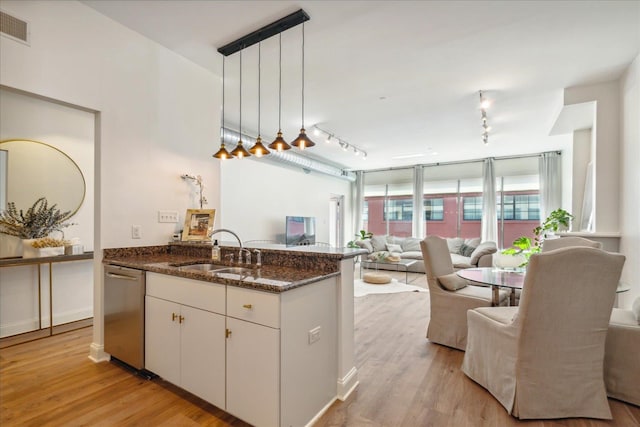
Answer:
(0, 252, 93, 346)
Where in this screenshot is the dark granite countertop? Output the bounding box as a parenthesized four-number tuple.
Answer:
(103, 253, 340, 293)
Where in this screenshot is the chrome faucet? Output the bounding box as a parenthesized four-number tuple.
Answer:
(209, 228, 243, 265)
(240, 248, 251, 266)
(253, 249, 262, 268)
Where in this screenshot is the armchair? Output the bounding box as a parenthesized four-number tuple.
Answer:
(604, 297, 640, 406)
(420, 235, 507, 351)
(462, 247, 625, 419)
(541, 236, 602, 252)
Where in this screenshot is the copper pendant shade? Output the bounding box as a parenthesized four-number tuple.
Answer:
(291, 22, 315, 150)
(268, 33, 291, 152)
(213, 56, 234, 160)
(249, 42, 270, 158)
(213, 142, 233, 159)
(230, 48, 250, 159)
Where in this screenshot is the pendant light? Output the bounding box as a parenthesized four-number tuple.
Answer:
(213, 56, 233, 159)
(291, 22, 315, 150)
(269, 33, 291, 152)
(249, 42, 270, 157)
(230, 48, 251, 158)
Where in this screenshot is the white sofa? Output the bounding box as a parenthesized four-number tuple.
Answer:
(357, 235, 497, 273)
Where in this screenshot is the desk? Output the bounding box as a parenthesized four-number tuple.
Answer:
(457, 267, 631, 307)
(457, 267, 524, 306)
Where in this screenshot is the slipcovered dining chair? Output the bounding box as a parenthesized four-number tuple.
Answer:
(420, 236, 507, 351)
(604, 296, 640, 406)
(541, 236, 602, 252)
(462, 247, 625, 419)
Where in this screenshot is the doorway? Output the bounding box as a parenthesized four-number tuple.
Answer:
(329, 195, 344, 248)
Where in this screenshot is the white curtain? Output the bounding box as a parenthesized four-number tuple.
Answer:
(539, 152, 562, 222)
(412, 165, 424, 238)
(352, 170, 364, 235)
(482, 158, 497, 242)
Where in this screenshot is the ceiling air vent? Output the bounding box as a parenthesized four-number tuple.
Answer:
(0, 10, 30, 45)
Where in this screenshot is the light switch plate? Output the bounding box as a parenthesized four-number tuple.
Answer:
(158, 211, 179, 223)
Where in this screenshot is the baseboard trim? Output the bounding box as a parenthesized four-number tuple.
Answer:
(305, 396, 338, 427)
(337, 366, 359, 401)
(88, 342, 110, 363)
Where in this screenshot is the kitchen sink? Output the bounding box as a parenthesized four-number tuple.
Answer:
(212, 267, 255, 276)
(177, 263, 256, 277)
(178, 263, 225, 272)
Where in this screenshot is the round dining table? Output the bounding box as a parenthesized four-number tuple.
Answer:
(457, 267, 632, 307)
(456, 267, 525, 306)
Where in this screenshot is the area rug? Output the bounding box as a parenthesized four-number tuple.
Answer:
(354, 279, 428, 297)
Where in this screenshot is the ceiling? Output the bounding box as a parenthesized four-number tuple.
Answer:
(81, 1, 640, 171)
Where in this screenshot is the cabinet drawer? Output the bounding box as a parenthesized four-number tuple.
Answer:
(227, 286, 280, 328)
(146, 272, 225, 315)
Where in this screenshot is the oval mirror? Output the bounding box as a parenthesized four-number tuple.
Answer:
(0, 139, 86, 217)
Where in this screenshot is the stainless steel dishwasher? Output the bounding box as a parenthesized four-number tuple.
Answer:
(104, 265, 145, 370)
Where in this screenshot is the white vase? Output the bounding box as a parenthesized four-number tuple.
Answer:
(0, 235, 22, 258)
(493, 252, 526, 269)
(21, 239, 65, 258)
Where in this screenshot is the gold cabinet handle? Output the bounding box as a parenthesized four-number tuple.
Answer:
(226, 328, 232, 338)
(242, 304, 253, 310)
(172, 312, 178, 322)
(179, 315, 185, 324)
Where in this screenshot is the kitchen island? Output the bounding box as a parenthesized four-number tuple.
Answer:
(102, 242, 363, 427)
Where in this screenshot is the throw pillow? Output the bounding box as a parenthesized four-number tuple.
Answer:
(459, 243, 476, 257)
(401, 237, 421, 252)
(446, 237, 464, 254)
(386, 243, 403, 253)
(437, 273, 468, 291)
(470, 242, 497, 265)
(370, 235, 388, 252)
(355, 239, 373, 253)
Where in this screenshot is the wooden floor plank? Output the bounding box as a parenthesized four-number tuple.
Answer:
(1, 269, 638, 426)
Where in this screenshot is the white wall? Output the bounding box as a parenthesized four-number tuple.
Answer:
(570, 129, 592, 230)
(220, 159, 352, 246)
(0, 88, 94, 250)
(619, 53, 640, 308)
(0, 1, 221, 357)
(0, 0, 221, 249)
(564, 81, 620, 233)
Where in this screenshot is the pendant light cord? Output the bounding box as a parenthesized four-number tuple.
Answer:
(301, 22, 305, 129)
(278, 33, 282, 130)
(221, 56, 225, 142)
(239, 48, 242, 141)
(258, 42, 261, 136)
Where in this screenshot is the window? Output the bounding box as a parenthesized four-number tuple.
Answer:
(499, 194, 540, 220)
(424, 197, 444, 220)
(384, 198, 412, 221)
(362, 201, 369, 222)
(463, 196, 483, 220)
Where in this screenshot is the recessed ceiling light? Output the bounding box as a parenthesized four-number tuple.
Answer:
(391, 153, 425, 160)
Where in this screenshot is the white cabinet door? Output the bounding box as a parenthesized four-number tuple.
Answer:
(226, 317, 280, 427)
(145, 295, 180, 385)
(181, 305, 226, 409)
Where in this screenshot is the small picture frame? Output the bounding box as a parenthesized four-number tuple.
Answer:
(182, 209, 216, 241)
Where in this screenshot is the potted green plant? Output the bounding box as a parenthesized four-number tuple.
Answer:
(346, 229, 373, 248)
(501, 209, 574, 267)
(533, 208, 574, 242)
(0, 197, 75, 257)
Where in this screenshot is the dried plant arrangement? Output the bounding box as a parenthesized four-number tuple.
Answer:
(0, 197, 74, 239)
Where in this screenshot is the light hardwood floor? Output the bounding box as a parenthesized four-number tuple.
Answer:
(1, 270, 638, 426)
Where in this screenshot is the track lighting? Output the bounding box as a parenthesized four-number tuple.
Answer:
(479, 90, 491, 145)
(312, 125, 367, 159)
